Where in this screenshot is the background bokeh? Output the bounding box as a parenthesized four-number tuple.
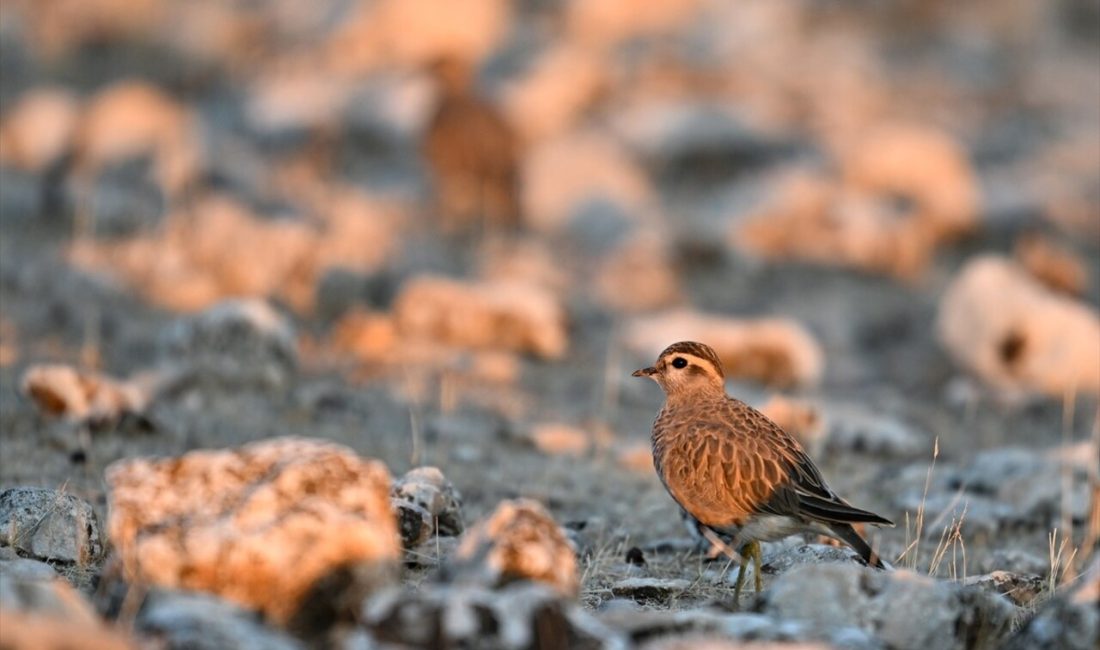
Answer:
(0, 0, 1097, 646)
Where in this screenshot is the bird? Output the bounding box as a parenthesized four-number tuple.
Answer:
(422, 56, 521, 234)
(632, 341, 893, 601)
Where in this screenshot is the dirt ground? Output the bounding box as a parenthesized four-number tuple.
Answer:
(0, 0, 1098, 630)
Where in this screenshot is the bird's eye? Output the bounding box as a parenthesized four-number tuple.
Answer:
(671, 357, 687, 369)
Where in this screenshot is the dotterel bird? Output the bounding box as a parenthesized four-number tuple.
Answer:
(633, 341, 893, 600)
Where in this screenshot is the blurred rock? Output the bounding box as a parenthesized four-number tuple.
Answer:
(734, 171, 935, 280)
(327, 0, 511, 73)
(1002, 559, 1098, 650)
(757, 564, 1014, 650)
(1014, 233, 1088, 296)
(595, 231, 683, 313)
(0, 551, 58, 582)
(0, 574, 97, 623)
(526, 423, 591, 457)
(330, 309, 399, 363)
(502, 43, 608, 143)
(0, 609, 133, 650)
(626, 310, 824, 388)
(160, 298, 297, 388)
(611, 578, 691, 605)
(644, 638, 833, 650)
(615, 443, 655, 473)
(824, 405, 926, 459)
(67, 190, 396, 313)
(943, 447, 1092, 530)
(964, 570, 1045, 607)
(454, 498, 578, 595)
(973, 548, 1049, 577)
(841, 123, 979, 244)
(0, 167, 45, 225)
(136, 590, 303, 650)
(105, 437, 399, 625)
(75, 156, 166, 237)
(393, 275, 568, 360)
(391, 466, 465, 548)
(936, 255, 1100, 396)
(601, 607, 870, 649)
(758, 396, 826, 456)
(0, 86, 79, 173)
(20, 364, 153, 426)
(73, 80, 202, 198)
(0, 559, 132, 649)
(566, 0, 705, 49)
(0, 487, 103, 564)
(521, 131, 656, 232)
(364, 581, 622, 649)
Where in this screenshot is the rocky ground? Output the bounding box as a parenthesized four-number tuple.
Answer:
(1, 1, 1099, 649)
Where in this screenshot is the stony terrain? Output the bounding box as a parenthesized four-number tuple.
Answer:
(0, 1, 1098, 649)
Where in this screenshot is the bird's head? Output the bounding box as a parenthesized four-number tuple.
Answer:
(632, 341, 726, 398)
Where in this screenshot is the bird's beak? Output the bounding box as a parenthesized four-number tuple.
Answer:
(632, 367, 656, 378)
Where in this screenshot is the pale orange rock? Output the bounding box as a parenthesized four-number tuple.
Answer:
(502, 43, 608, 143)
(455, 499, 578, 595)
(0, 87, 80, 172)
(759, 396, 826, 456)
(841, 123, 979, 243)
(595, 231, 682, 312)
(521, 131, 656, 232)
(20, 364, 152, 425)
(529, 424, 591, 457)
(331, 310, 399, 363)
(566, 0, 705, 50)
(1014, 234, 1088, 297)
(73, 80, 202, 197)
(936, 255, 1100, 397)
(393, 275, 568, 359)
(0, 610, 133, 650)
(6, 0, 162, 60)
(616, 443, 655, 473)
(67, 191, 396, 313)
(734, 171, 933, 280)
(626, 310, 824, 388)
(325, 0, 511, 74)
(105, 437, 399, 625)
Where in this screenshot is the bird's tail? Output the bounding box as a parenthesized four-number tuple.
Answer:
(827, 523, 892, 570)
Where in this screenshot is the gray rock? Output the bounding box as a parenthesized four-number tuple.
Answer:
(1001, 561, 1098, 650)
(973, 548, 1049, 576)
(391, 498, 433, 549)
(0, 556, 59, 582)
(600, 607, 874, 649)
(825, 407, 927, 458)
(160, 299, 297, 388)
(137, 589, 304, 650)
(0, 574, 99, 625)
(391, 466, 465, 546)
(364, 581, 625, 650)
(964, 570, 1046, 607)
(726, 542, 867, 589)
(0, 487, 103, 564)
(946, 448, 1092, 529)
(757, 564, 1015, 650)
(0, 167, 45, 225)
(610, 578, 692, 605)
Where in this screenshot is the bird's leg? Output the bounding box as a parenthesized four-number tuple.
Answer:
(750, 540, 763, 593)
(732, 550, 751, 603)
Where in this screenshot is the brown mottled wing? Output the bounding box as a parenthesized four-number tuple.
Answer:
(659, 399, 892, 528)
(740, 401, 894, 526)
